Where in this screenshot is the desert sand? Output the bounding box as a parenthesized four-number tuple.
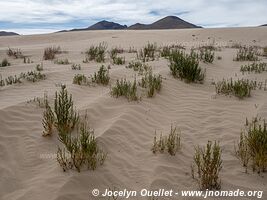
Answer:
(0, 27, 267, 200)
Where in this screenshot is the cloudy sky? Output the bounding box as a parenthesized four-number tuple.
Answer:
(0, 0, 266, 35)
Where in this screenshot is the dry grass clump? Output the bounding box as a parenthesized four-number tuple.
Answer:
(169, 50, 205, 83)
(0, 58, 11, 67)
(57, 121, 107, 172)
(111, 78, 139, 101)
(43, 46, 62, 60)
(84, 42, 107, 63)
(6, 47, 23, 58)
(235, 117, 267, 173)
(126, 61, 151, 75)
(234, 46, 259, 61)
(110, 48, 125, 65)
(152, 126, 181, 156)
(54, 58, 70, 65)
(240, 62, 267, 74)
(139, 70, 162, 98)
(192, 141, 222, 190)
(71, 63, 81, 70)
(215, 78, 256, 99)
(91, 65, 110, 85)
(137, 42, 157, 62)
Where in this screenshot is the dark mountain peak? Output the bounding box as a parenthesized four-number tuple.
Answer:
(128, 15, 201, 30)
(87, 20, 127, 30)
(0, 31, 19, 36)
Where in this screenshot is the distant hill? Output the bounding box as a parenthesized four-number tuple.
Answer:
(60, 20, 127, 32)
(0, 31, 19, 36)
(261, 24, 267, 26)
(128, 16, 201, 30)
(59, 16, 201, 33)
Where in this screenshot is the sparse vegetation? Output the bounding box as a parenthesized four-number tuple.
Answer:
(199, 48, 215, 63)
(0, 58, 11, 67)
(110, 48, 125, 65)
(111, 78, 139, 101)
(36, 63, 43, 71)
(236, 117, 267, 173)
(84, 42, 107, 63)
(71, 63, 81, 70)
(23, 57, 33, 64)
(73, 74, 89, 85)
(263, 47, 267, 57)
(152, 126, 181, 156)
(169, 50, 205, 83)
(54, 58, 70, 65)
(139, 70, 162, 98)
(240, 62, 267, 74)
(42, 98, 55, 136)
(7, 47, 23, 58)
(20, 70, 46, 82)
(234, 46, 259, 61)
(126, 61, 151, 75)
(137, 42, 157, 62)
(192, 141, 222, 190)
(215, 78, 255, 99)
(43, 46, 62, 60)
(91, 65, 110, 85)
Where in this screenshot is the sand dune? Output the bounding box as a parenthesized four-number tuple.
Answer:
(0, 27, 267, 200)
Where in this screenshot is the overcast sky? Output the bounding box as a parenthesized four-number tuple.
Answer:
(0, 0, 266, 35)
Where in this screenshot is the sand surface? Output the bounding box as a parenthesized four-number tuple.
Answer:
(0, 27, 267, 200)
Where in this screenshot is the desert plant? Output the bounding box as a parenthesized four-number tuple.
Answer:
(84, 42, 107, 63)
(111, 78, 139, 101)
(199, 48, 215, 63)
(5, 75, 21, 85)
(91, 65, 110, 85)
(42, 99, 55, 136)
(20, 70, 46, 82)
(57, 122, 107, 172)
(71, 63, 81, 70)
(6, 47, 23, 58)
(0, 74, 5, 87)
(169, 50, 205, 83)
(263, 47, 267, 57)
(0, 58, 11, 67)
(236, 117, 267, 173)
(54, 58, 70, 65)
(234, 46, 259, 61)
(152, 126, 181, 156)
(139, 70, 162, 98)
(36, 63, 43, 71)
(192, 141, 222, 190)
(23, 57, 32, 64)
(215, 78, 255, 99)
(54, 85, 79, 135)
(73, 74, 89, 85)
(240, 62, 267, 74)
(126, 61, 151, 75)
(43, 46, 62, 60)
(137, 42, 157, 62)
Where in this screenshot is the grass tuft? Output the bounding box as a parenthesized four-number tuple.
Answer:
(137, 42, 157, 62)
(139, 70, 162, 98)
(192, 141, 222, 190)
(7, 47, 23, 58)
(111, 78, 139, 101)
(91, 65, 110, 85)
(43, 46, 62, 60)
(84, 42, 107, 63)
(234, 46, 259, 61)
(0, 58, 11, 67)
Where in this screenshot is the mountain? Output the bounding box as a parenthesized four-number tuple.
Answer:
(0, 31, 19, 36)
(60, 20, 127, 32)
(261, 24, 267, 26)
(128, 16, 201, 30)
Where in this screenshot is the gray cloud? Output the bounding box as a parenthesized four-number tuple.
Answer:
(0, 0, 266, 34)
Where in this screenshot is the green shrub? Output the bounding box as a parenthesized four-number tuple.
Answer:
(152, 126, 181, 156)
(71, 63, 81, 70)
(43, 46, 62, 60)
(236, 117, 267, 173)
(0, 58, 11, 67)
(263, 47, 267, 57)
(91, 65, 110, 85)
(54, 85, 79, 135)
(215, 78, 256, 99)
(42, 100, 55, 136)
(139, 70, 162, 98)
(57, 122, 107, 172)
(199, 48, 215, 63)
(84, 42, 107, 63)
(111, 78, 139, 101)
(169, 50, 205, 83)
(192, 141, 222, 190)
(240, 62, 267, 74)
(234, 46, 259, 61)
(137, 42, 157, 62)
(20, 70, 46, 82)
